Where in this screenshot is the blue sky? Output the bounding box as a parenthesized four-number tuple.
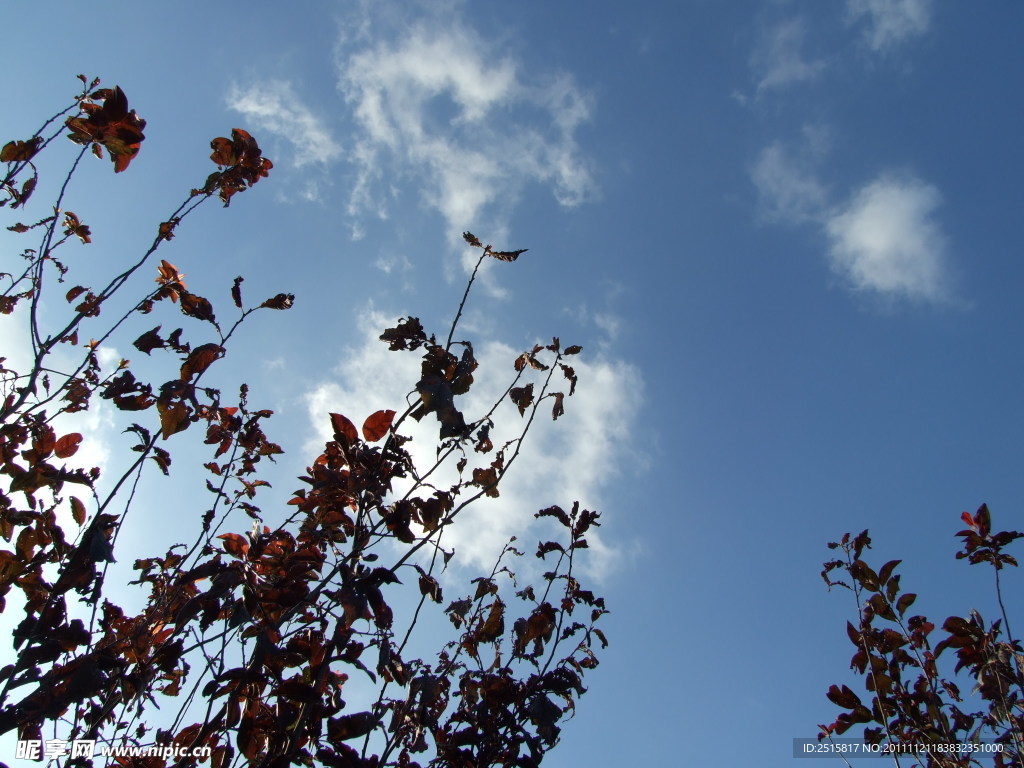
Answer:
(3, 1, 1024, 765)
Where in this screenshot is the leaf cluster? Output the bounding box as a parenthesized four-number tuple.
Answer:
(0, 78, 607, 768)
(821, 507, 1024, 767)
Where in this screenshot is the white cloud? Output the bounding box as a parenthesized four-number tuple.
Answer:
(751, 138, 951, 302)
(752, 19, 826, 94)
(303, 309, 642, 578)
(847, 0, 933, 51)
(825, 175, 947, 301)
(336, 6, 595, 252)
(751, 142, 829, 223)
(227, 80, 343, 167)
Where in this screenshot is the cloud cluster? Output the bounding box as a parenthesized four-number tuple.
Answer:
(303, 309, 642, 578)
(746, 4, 947, 303)
(825, 175, 946, 300)
(335, 8, 595, 245)
(752, 145, 948, 302)
(226, 3, 641, 579)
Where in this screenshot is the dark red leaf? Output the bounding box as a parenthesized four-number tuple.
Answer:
(180, 344, 223, 381)
(54, 433, 83, 458)
(218, 533, 249, 557)
(330, 413, 359, 445)
(179, 292, 216, 323)
(133, 326, 165, 355)
(362, 409, 396, 442)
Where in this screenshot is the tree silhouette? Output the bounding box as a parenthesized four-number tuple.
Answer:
(820, 506, 1023, 767)
(1, 76, 607, 768)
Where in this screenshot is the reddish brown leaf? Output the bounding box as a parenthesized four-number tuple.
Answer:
(210, 136, 237, 167)
(327, 712, 380, 742)
(74, 291, 102, 317)
(180, 343, 223, 381)
(158, 219, 179, 241)
(54, 433, 83, 459)
(70, 496, 87, 525)
(133, 326, 165, 355)
(218, 532, 249, 558)
(362, 409, 396, 442)
(1, 137, 43, 163)
(510, 384, 535, 416)
(517, 603, 556, 654)
(476, 600, 505, 643)
(418, 572, 443, 603)
(379, 317, 428, 351)
(205, 128, 273, 205)
(159, 401, 191, 439)
(472, 467, 500, 498)
(259, 293, 294, 310)
(488, 248, 528, 262)
(560, 363, 577, 395)
(330, 413, 359, 445)
(65, 86, 146, 172)
(231, 276, 244, 308)
(550, 392, 565, 420)
(62, 212, 91, 243)
(155, 259, 186, 290)
(536, 505, 571, 527)
(14, 176, 36, 208)
(179, 292, 216, 323)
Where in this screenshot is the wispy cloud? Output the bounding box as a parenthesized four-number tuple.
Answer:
(303, 309, 642, 578)
(335, 5, 595, 248)
(751, 19, 826, 95)
(751, 142, 829, 223)
(847, 0, 933, 52)
(825, 175, 947, 301)
(227, 79, 343, 167)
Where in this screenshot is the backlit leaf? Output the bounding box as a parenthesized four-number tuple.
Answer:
(159, 401, 191, 439)
(179, 292, 216, 323)
(54, 433, 83, 459)
(180, 344, 223, 381)
(362, 409, 396, 442)
(70, 496, 87, 525)
(218, 532, 249, 558)
(330, 413, 359, 445)
(472, 467, 499, 498)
